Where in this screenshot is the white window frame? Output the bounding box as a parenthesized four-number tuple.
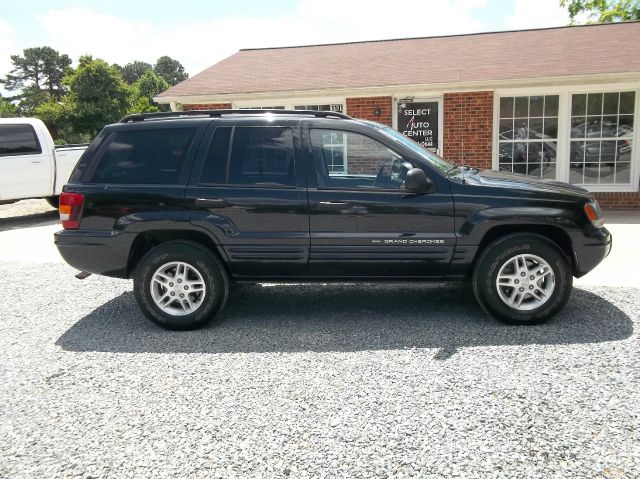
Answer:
(232, 97, 346, 113)
(493, 83, 640, 192)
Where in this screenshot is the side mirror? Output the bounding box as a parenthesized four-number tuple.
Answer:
(405, 168, 436, 194)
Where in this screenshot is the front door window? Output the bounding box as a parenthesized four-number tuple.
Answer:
(311, 129, 411, 190)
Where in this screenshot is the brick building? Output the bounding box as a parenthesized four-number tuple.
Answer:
(156, 22, 640, 208)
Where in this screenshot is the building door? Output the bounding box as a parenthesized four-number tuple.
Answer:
(395, 99, 443, 156)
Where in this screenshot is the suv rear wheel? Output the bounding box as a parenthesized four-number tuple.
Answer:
(133, 241, 229, 330)
(472, 233, 572, 325)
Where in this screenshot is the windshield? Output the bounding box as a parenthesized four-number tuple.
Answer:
(376, 125, 455, 175)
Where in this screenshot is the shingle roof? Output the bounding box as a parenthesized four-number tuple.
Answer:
(158, 22, 640, 98)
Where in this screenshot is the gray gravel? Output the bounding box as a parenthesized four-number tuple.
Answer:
(0, 262, 639, 478)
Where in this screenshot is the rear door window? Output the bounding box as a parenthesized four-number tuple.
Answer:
(198, 126, 295, 188)
(0, 124, 42, 156)
(91, 127, 196, 184)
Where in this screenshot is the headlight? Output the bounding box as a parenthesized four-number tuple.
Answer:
(584, 200, 604, 228)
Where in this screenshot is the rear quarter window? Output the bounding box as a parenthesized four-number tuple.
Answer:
(90, 127, 196, 184)
(0, 124, 42, 156)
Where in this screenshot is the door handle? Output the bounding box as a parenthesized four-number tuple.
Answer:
(195, 198, 227, 208)
(318, 201, 348, 210)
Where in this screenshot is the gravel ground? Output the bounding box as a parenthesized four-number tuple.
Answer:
(0, 257, 638, 478)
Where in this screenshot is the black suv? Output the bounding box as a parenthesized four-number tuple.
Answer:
(55, 110, 611, 330)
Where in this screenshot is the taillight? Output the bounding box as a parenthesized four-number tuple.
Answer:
(584, 200, 604, 228)
(59, 192, 84, 230)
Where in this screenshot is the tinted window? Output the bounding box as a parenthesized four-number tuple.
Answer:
(199, 127, 231, 184)
(91, 128, 196, 184)
(229, 127, 294, 187)
(0, 124, 42, 156)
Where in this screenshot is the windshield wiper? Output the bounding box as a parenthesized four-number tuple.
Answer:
(447, 164, 478, 175)
(446, 164, 460, 175)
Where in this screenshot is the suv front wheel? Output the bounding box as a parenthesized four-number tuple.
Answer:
(472, 233, 573, 325)
(133, 241, 229, 330)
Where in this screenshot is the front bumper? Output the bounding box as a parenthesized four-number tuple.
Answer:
(54, 229, 135, 278)
(572, 226, 612, 277)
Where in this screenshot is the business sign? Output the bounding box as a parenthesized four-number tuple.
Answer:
(397, 101, 439, 151)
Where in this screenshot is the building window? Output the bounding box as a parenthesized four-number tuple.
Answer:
(294, 104, 344, 113)
(498, 95, 559, 179)
(311, 130, 347, 174)
(569, 91, 635, 185)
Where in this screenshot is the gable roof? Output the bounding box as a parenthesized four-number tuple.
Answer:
(158, 22, 640, 98)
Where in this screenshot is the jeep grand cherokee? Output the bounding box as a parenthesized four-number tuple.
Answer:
(55, 110, 611, 330)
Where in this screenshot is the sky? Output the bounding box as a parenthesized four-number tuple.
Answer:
(0, 0, 571, 87)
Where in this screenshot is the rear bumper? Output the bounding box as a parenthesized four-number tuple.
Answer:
(573, 226, 612, 277)
(54, 229, 134, 278)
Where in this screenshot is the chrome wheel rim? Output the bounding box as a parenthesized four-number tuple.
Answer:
(150, 261, 207, 316)
(495, 254, 555, 311)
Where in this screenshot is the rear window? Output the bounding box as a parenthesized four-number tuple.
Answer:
(91, 128, 196, 184)
(0, 124, 42, 156)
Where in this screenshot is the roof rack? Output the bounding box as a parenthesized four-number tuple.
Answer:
(120, 109, 351, 123)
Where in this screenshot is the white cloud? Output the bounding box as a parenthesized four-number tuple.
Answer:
(0, 18, 18, 96)
(34, 1, 488, 77)
(506, 0, 569, 30)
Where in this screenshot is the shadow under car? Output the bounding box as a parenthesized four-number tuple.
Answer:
(56, 283, 634, 358)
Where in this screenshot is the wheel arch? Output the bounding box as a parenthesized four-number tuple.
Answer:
(126, 229, 230, 279)
(471, 225, 577, 276)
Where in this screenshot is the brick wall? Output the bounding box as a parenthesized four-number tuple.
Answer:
(443, 91, 493, 169)
(182, 103, 232, 110)
(346, 134, 390, 175)
(346, 96, 393, 126)
(594, 192, 640, 209)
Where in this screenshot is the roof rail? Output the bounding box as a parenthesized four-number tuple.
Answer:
(120, 109, 351, 123)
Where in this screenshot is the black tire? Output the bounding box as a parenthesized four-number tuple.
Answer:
(472, 233, 572, 325)
(133, 241, 229, 330)
(45, 196, 59, 209)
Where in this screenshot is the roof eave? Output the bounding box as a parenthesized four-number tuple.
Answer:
(153, 71, 640, 105)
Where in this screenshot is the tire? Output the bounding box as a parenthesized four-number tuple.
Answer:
(45, 196, 59, 209)
(472, 233, 572, 325)
(133, 241, 229, 330)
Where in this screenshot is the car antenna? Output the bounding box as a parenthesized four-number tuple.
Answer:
(459, 69, 466, 184)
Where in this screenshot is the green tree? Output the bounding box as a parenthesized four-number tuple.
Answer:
(63, 56, 133, 136)
(1, 46, 72, 102)
(121, 60, 153, 84)
(154, 56, 188, 86)
(0, 97, 18, 118)
(561, 0, 640, 22)
(13, 85, 51, 115)
(135, 69, 169, 103)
